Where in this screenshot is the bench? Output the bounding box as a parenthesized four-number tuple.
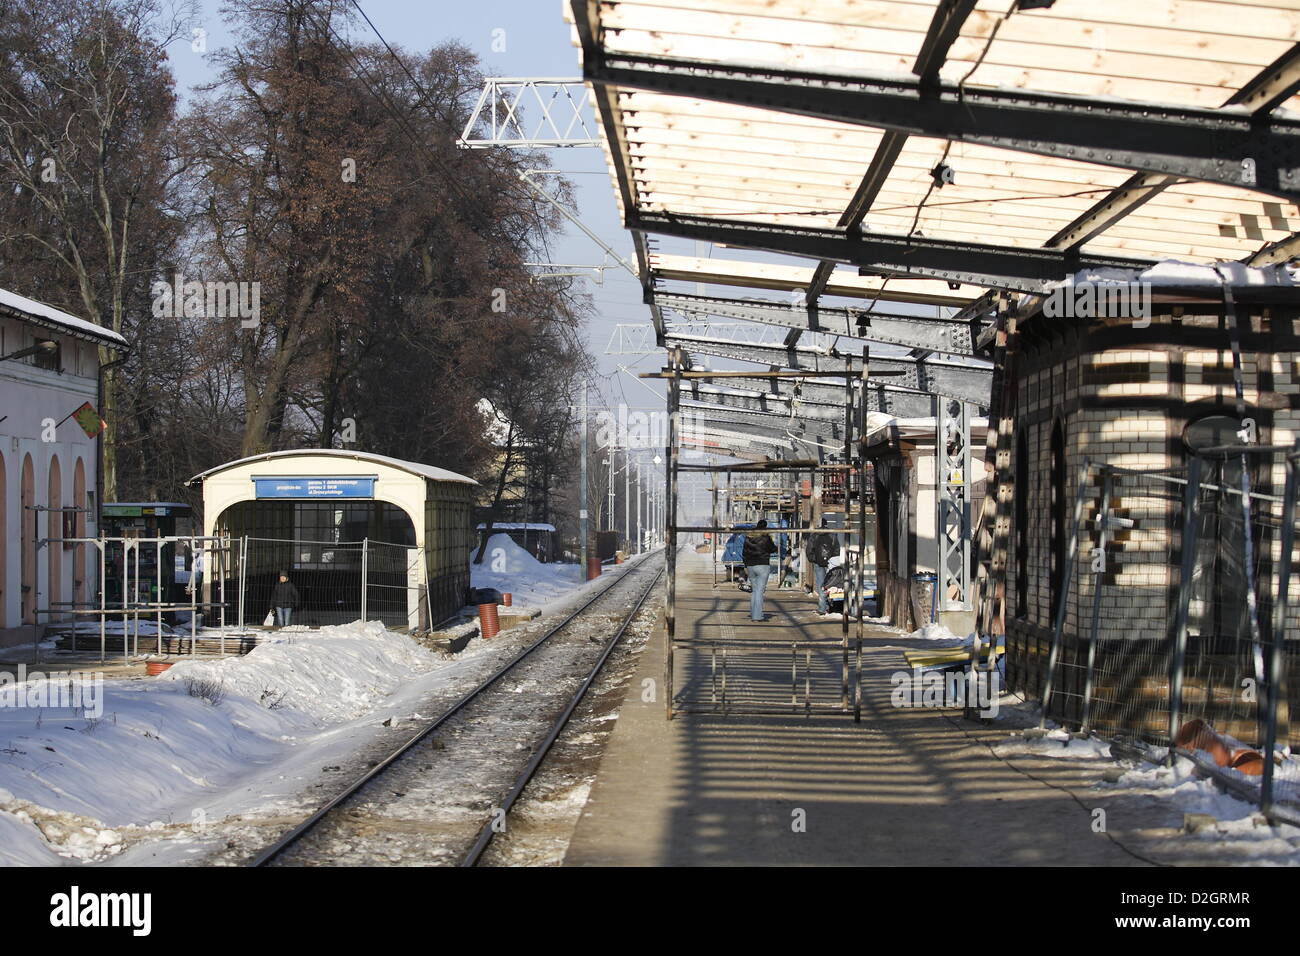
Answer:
(901, 644, 1004, 672)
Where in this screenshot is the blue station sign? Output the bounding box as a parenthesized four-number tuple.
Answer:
(253, 476, 376, 499)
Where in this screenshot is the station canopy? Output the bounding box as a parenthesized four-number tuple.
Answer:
(566, 0, 1300, 457)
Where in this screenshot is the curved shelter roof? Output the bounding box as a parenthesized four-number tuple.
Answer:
(187, 448, 477, 487)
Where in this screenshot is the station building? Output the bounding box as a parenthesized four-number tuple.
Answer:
(1000, 267, 1300, 740)
(0, 288, 125, 645)
(188, 449, 477, 628)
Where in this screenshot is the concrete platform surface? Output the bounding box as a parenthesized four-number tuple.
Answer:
(563, 552, 1221, 867)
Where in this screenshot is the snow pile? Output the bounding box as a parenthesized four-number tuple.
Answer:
(994, 728, 1114, 760)
(1107, 757, 1300, 858)
(1065, 261, 1297, 291)
(160, 620, 439, 724)
(0, 621, 447, 864)
(471, 533, 583, 611)
(906, 621, 965, 644)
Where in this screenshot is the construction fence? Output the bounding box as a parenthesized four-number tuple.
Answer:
(1006, 446, 1300, 822)
(41, 535, 437, 661)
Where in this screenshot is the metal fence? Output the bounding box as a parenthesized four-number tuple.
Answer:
(1020, 446, 1300, 823)
(234, 536, 430, 631)
(39, 534, 437, 662)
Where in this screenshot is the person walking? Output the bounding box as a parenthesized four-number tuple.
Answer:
(805, 519, 839, 617)
(742, 520, 778, 622)
(271, 571, 299, 628)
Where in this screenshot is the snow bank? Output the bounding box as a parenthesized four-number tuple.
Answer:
(161, 620, 439, 724)
(0, 621, 445, 864)
(1107, 757, 1300, 859)
(471, 533, 583, 611)
(994, 728, 1114, 760)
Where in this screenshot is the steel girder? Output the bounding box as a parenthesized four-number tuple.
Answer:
(683, 401, 847, 441)
(682, 420, 804, 450)
(686, 384, 846, 423)
(685, 412, 846, 450)
(627, 212, 1155, 290)
(655, 291, 980, 355)
(709, 373, 942, 418)
(689, 377, 936, 420)
(458, 79, 598, 147)
(667, 334, 993, 406)
(582, 52, 1300, 203)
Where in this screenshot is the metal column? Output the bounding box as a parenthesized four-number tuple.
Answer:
(665, 352, 681, 719)
(936, 396, 972, 615)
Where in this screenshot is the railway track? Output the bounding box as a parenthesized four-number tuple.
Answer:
(247, 555, 664, 867)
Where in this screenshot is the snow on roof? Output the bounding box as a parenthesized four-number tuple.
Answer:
(187, 448, 477, 486)
(862, 414, 990, 446)
(0, 287, 127, 347)
(476, 522, 556, 532)
(1060, 261, 1299, 291)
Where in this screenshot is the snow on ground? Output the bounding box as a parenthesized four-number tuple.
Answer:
(905, 622, 964, 643)
(993, 727, 1115, 760)
(470, 533, 584, 612)
(0, 621, 461, 865)
(159, 621, 436, 724)
(1105, 758, 1300, 860)
(989, 694, 1300, 860)
(0, 544, 614, 866)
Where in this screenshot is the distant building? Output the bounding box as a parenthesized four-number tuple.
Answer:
(0, 288, 127, 644)
(862, 415, 989, 632)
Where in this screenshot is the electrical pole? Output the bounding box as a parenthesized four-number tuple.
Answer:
(624, 448, 631, 553)
(579, 381, 588, 572)
(607, 442, 616, 533)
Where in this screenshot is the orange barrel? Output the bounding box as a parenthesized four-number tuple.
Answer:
(146, 661, 173, 676)
(477, 603, 500, 639)
(501, 592, 513, 607)
(587, 557, 602, 580)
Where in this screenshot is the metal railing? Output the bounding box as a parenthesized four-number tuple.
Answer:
(34, 535, 434, 662)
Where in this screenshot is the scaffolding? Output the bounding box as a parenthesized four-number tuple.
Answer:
(647, 356, 875, 721)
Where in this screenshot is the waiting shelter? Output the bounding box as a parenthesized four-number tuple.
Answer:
(188, 449, 476, 628)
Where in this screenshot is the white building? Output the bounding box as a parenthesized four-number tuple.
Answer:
(0, 288, 127, 644)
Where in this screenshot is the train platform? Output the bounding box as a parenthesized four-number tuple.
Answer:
(563, 551, 1195, 867)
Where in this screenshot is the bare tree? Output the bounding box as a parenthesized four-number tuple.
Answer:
(0, 0, 193, 498)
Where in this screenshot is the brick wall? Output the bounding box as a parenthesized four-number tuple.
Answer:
(1004, 304, 1300, 738)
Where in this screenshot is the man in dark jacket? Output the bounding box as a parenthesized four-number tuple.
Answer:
(805, 519, 839, 616)
(271, 571, 299, 628)
(742, 521, 778, 622)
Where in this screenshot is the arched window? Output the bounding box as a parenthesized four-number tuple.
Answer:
(1015, 429, 1029, 618)
(1049, 421, 1066, 622)
(20, 455, 35, 625)
(48, 456, 62, 620)
(73, 459, 86, 608)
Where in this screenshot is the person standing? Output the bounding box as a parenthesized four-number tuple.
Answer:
(271, 571, 299, 628)
(742, 520, 778, 622)
(805, 519, 839, 616)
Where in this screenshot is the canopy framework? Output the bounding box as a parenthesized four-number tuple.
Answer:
(563, 1, 1300, 722)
